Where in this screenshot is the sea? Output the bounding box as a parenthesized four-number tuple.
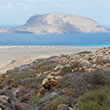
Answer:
(0, 25, 110, 46)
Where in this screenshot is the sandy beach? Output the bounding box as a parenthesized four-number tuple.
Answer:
(0, 46, 103, 73)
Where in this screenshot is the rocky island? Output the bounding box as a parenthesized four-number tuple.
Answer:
(0, 13, 106, 34)
(0, 47, 110, 110)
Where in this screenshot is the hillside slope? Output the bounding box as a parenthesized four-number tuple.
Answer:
(0, 47, 110, 110)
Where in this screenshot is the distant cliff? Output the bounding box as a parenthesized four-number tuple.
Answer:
(0, 13, 106, 34)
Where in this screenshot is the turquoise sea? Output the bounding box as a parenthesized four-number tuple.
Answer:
(0, 33, 110, 46)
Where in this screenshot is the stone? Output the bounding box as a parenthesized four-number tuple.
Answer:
(29, 92, 59, 110)
(57, 104, 73, 110)
(92, 64, 96, 68)
(42, 73, 56, 89)
(37, 92, 59, 106)
(54, 66, 61, 72)
(19, 65, 30, 72)
(96, 65, 102, 69)
(79, 60, 90, 67)
(0, 95, 21, 110)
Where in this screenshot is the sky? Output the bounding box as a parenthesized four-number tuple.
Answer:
(0, 0, 110, 25)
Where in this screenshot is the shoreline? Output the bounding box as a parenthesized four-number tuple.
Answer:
(0, 46, 105, 73)
(0, 45, 109, 47)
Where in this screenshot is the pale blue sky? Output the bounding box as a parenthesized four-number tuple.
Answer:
(0, 0, 110, 25)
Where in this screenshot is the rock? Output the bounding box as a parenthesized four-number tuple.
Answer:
(15, 88, 25, 99)
(54, 66, 61, 72)
(19, 65, 30, 72)
(37, 92, 59, 106)
(92, 64, 97, 68)
(42, 73, 56, 89)
(95, 65, 102, 69)
(57, 104, 69, 110)
(0, 13, 106, 34)
(57, 104, 73, 110)
(101, 56, 110, 63)
(28, 92, 59, 110)
(0, 95, 21, 110)
(55, 75, 63, 80)
(79, 60, 90, 67)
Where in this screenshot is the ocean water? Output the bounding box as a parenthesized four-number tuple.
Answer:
(0, 33, 110, 46)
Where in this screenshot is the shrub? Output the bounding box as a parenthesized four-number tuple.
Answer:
(84, 70, 110, 88)
(43, 96, 70, 110)
(78, 87, 110, 110)
(37, 61, 57, 72)
(56, 75, 74, 96)
(59, 66, 72, 76)
(74, 70, 110, 96)
(29, 94, 43, 104)
(0, 89, 14, 98)
(0, 90, 9, 96)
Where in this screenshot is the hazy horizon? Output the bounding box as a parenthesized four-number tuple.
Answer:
(0, 0, 110, 25)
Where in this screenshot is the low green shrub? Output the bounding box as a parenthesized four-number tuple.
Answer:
(0, 90, 10, 96)
(0, 89, 14, 98)
(56, 75, 74, 96)
(85, 70, 110, 88)
(29, 94, 43, 104)
(43, 96, 70, 110)
(78, 87, 110, 110)
(59, 66, 72, 76)
(74, 70, 110, 96)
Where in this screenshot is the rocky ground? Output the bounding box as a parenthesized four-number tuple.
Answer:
(0, 47, 110, 110)
(0, 46, 100, 73)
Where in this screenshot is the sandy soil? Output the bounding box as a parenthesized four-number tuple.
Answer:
(0, 46, 103, 73)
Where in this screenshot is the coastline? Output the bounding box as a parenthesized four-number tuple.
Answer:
(0, 46, 104, 73)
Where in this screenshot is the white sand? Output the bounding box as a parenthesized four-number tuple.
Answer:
(0, 46, 103, 73)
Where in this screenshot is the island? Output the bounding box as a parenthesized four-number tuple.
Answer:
(0, 13, 106, 34)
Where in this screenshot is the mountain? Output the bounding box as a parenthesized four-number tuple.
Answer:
(0, 13, 106, 34)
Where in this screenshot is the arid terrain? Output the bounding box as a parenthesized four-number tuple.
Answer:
(0, 46, 110, 110)
(0, 46, 101, 73)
